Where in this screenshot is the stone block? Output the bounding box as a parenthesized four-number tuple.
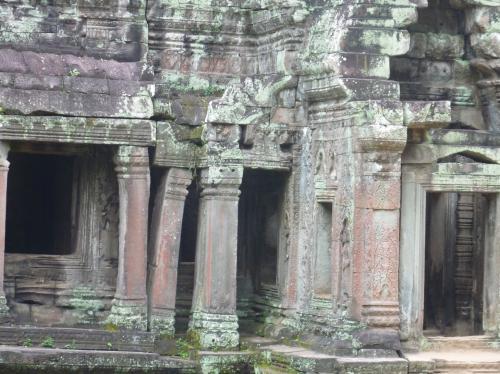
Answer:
(342, 28, 410, 56)
(403, 100, 451, 128)
(343, 79, 400, 100)
(467, 7, 500, 34)
(0, 87, 153, 118)
(337, 53, 391, 79)
(22, 51, 66, 76)
(0, 49, 29, 74)
(108, 79, 146, 96)
(0, 73, 11, 87)
(408, 33, 464, 60)
(471, 32, 500, 58)
(63, 76, 109, 94)
(14, 74, 63, 91)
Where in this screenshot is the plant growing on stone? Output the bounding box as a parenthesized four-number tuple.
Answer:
(68, 68, 80, 77)
(64, 340, 76, 350)
(40, 336, 55, 348)
(22, 338, 32, 347)
(175, 338, 191, 359)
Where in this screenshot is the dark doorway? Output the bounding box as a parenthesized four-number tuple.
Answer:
(175, 179, 199, 332)
(424, 192, 486, 336)
(238, 169, 287, 292)
(236, 169, 288, 331)
(6, 153, 76, 255)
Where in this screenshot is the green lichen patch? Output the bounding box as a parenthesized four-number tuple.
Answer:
(69, 287, 104, 325)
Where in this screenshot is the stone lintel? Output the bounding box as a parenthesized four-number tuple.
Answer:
(0, 116, 156, 146)
(403, 143, 500, 165)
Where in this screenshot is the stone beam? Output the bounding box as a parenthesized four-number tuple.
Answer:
(0, 116, 156, 146)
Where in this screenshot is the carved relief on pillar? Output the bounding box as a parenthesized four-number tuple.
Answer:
(0, 142, 10, 322)
(312, 127, 338, 201)
(106, 146, 150, 330)
(188, 166, 242, 349)
(148, 167, 192, 336)
(471, 59, 500, 132)
(351, 137, 405, 329)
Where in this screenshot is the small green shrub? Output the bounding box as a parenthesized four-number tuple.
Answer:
(40, 336, 55, 348)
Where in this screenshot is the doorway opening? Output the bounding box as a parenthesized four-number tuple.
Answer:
(424, 192, 486, 336)
(175, 179, 199, 333)
(237, 169, 288, 331)
(6, 152, 77, 255)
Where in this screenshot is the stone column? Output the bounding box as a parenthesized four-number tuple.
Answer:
(106, 146, 150, 330)
(188, 166, 242, 349)
(350, 124, 407, 333)
(148, 167, 192, 335)
(0, 142, 9, 322)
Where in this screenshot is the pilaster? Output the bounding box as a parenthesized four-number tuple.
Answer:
(349, 120, 407, 330)
(188, 166, 242, 349)
(148, 167, 192, 336)
(106, 146, 150, 330)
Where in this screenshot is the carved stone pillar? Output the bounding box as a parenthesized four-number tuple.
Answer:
(148, 167, 192, 335)
(0, 142, 9, 322)
(106, 146, 150, 330)
(188, 166, 242, 349)
(350, 125, 407, 331)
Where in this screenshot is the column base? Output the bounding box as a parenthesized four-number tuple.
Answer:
(361, 301, 400, 329)
(105, 299, 146, 331)
(188, 311, 239, 349)
(0, 295, 10, 323)
(150, 309, 176, 337)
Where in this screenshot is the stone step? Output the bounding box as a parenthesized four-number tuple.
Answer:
(0, 326, 157, 352)
(426, 335, 499, 351)
(406, 349, 500, 374)
(336, 357, 408, 374)
(0, 345, 197, 373)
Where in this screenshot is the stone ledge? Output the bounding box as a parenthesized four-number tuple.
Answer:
(0, 326, 156, 353)
(0, 345, 197, 373)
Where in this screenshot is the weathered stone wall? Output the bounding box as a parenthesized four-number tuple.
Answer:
(0, 0, 497, 358)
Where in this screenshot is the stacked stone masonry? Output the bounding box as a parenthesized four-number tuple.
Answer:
(0, 0, 499, 371)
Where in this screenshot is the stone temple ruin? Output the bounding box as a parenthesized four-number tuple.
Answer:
(0, 0, 499, 371)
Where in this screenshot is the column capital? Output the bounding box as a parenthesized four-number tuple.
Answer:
(114, 146, 149, 178)
(163, 167, 192, 201)
(198, 166, 243, 200)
